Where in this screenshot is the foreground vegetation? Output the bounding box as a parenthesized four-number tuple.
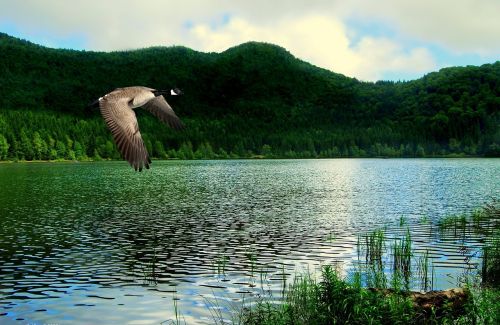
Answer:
(0, 33, 499, 161)
(241, 267, 470, 324)
(198, 203, 500, 324)
(238, 203, 500, 324)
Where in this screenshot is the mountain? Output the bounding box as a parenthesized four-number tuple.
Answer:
(0, 32, 498, 160)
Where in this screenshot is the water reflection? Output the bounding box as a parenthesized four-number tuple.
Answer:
(0, 159, 498, 324)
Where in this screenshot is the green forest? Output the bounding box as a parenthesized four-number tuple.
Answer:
(0, 32, 498, 161)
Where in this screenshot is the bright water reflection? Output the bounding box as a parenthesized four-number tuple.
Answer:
(0, 159, 499, 324)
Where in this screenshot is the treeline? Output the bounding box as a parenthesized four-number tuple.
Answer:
(0, 33, 499, 161)
(0, 110, 490, 161)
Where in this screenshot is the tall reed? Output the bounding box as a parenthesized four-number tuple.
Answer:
(416, 249, 434, 291)
(392, 228, 412, 290)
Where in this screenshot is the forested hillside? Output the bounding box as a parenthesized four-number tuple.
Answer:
(0, 32, 498, 160)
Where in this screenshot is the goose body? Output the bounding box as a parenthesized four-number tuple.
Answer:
(95, 86, 184, 171)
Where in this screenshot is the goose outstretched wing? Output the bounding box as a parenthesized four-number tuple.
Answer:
(142, 95, 184, 130)
(99, 98, 151, 171)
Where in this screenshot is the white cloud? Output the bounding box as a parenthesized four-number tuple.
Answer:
(187, 15, 435, 81)
(352, 38, 436, 80)
(351, 0, 500, 55)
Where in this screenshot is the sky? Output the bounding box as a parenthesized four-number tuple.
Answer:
(0, 0, 499, 81)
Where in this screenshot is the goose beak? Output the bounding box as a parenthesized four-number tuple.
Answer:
(88, 98, 101, 108)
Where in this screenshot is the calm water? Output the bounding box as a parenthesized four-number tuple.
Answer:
(0, 159, 499, 324)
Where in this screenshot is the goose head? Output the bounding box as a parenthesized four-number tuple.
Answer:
(153, 88, 183, 97)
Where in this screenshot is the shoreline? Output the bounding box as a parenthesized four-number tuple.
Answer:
(0, 155, 497, 164)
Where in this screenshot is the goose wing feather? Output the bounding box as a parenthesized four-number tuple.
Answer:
(99, 97, 151, 171)
(142, 95, 184, 130)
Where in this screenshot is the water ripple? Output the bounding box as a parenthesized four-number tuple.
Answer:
(0, 159, 498, 324)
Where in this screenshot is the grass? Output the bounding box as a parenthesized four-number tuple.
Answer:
(438, 214, 467, 236)
(161, 294, 186, 325)
(436, 202, 500, 290)
(416, 249, 434, 292)
(362, 228, 385, 266)
(325, 232, 337, 243)
(141, 251, 159, 285)
(356, 227, 417, 291)
(391, 228, 413, 290)
(482, 231, 500, 287)
(242, 265, 420, 324)
(438, 202, 500, 237)
(419, 215, 430, 224)
(463, 286, 500, 325)
(245, 250, 258, 278)
(213, 253, 230, 276)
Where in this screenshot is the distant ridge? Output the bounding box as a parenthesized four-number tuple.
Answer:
(0, 32, 498, 160)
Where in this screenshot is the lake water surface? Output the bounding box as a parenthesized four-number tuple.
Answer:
(0, 159, 499, 324)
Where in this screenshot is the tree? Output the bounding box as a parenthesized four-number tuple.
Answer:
(32, 131, 47, 160)
(55, 140, 66, 159)
(195, 142, 215, 159)
(154, 140, 166, 158)
(449, 138, 461, 153)
(166, 149, 177, 159)
(231, 141, 246, 157)
(261, 144, 272, 157)
(20, 129, 34, 160)
(73, 141, 86, 160)
(48, 148, 58, 160)
(178, 141, 194, 159)
(144, 139, 153, 158)
(217, 147, 229, 159)
(0, 134, 9, 160)
(9, 137, 19, 159)
(415, 145, 426, 157)
(99, 141, 114, 159)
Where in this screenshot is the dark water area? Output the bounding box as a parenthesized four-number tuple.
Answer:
(0, 159, 498, 324)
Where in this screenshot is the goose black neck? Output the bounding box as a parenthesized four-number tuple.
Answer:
(153, 90, 169, 97)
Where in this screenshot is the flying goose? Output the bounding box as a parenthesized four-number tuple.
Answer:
(90, 86, 184, 171)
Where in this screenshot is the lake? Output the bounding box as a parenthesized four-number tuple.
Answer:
(0, 159, 499, 324)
